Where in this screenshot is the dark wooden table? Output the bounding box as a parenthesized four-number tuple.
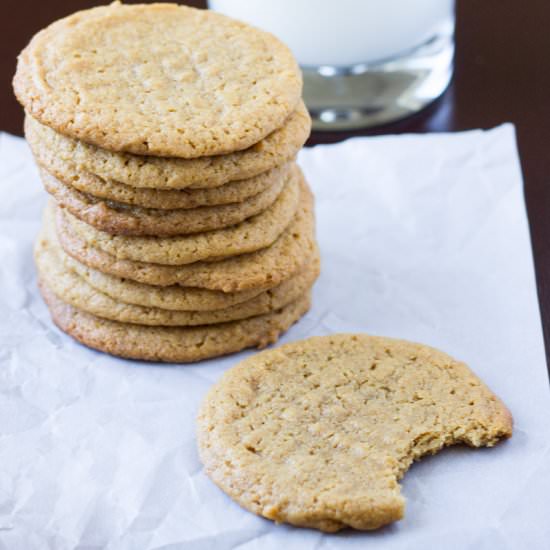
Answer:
(2, 1, 550, 369)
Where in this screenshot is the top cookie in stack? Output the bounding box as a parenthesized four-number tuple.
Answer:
(14, 2, 319, 363)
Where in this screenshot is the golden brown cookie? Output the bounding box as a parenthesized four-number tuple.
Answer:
(35, 225, 320, 325)
(38, 202, 272, 309)
(60, 166, 303, 265)
(198, 334, 513, 532)
(30, 155, 285, 211)
(39, 281, 311, 362)
(66, 243, 318, 313)
(41, 163, 290, 236)
(14, 3, 302, 157)
(24, 102, 310, 190)
(54, 188, 316, 292)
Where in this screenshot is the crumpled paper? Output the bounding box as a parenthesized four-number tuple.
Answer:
(1, 125, 549, 549)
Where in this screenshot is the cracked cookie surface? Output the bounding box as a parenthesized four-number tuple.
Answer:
(197, 334, 513, 531)
(15, 3, 302, 157)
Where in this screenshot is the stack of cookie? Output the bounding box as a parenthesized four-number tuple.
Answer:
(14, 3, 319, 362)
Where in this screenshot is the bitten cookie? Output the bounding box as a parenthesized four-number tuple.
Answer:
(197, 334, 513, 532)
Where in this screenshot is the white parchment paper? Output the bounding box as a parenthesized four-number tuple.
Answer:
(1, 126, 549, 549)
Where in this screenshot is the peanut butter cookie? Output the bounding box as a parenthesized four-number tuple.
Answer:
(15, 3, 302, 157)
(198, 334, 513, 531)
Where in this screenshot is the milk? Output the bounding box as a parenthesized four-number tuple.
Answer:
(208, 0, 455, 67)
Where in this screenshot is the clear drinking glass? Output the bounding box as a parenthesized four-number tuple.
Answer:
(208, 0, 455, 131)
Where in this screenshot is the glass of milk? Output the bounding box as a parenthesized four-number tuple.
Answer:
(208, 0, 455, 131)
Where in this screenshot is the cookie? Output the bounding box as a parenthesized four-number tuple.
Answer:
(40, 203, 271, 309)
(39, 281, 311, 362)
(197, 334, 513, 532)
(24, 102, 310, 190)
(66, 244, 318, 313)
(35, 227, 319, 325)
(55, 186, 316, 292)
(41, 163, 290, 236)
(61, 167, 302, 265)
(30, 155, 284, 212)
(14, 3, 302, 157)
